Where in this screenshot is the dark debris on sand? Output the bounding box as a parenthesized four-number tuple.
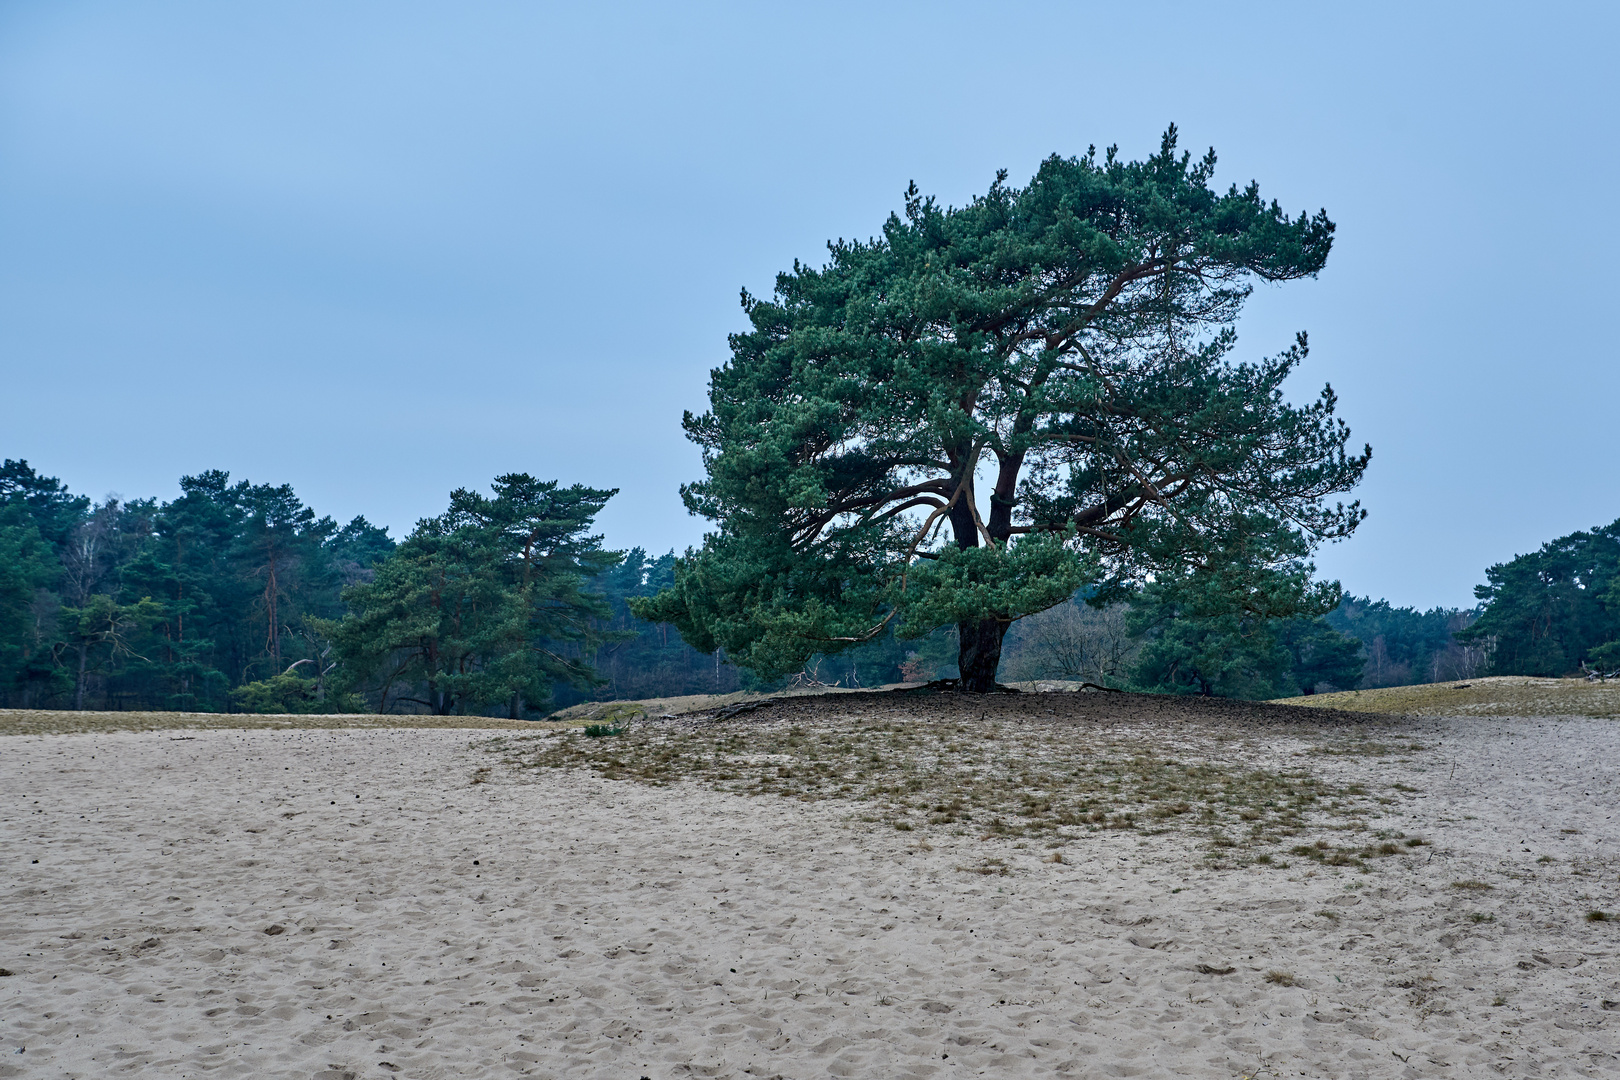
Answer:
(687, 687, 1390, 730)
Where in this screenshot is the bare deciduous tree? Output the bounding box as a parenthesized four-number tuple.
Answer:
(1001, 601, 1140, 686)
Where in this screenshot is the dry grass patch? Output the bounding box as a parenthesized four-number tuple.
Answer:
(1308, 740, 1426, 757)
(499, 709, 1393, 856)
(0, 708, 551, 736)
(1272, 675, 1620, 718)
(958, 858, 1010, 877)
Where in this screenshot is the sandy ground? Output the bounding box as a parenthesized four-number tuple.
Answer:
(4, 712, 1620, 1079)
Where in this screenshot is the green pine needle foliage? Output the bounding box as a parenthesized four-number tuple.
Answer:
(638, 127, 1369, 687)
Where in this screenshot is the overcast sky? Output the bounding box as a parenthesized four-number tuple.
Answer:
(3, 1, 1615, 610)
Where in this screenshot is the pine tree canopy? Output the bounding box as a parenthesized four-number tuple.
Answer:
(1459, 518, 1620, 676)
(328, 475, 623, 716)
(636, 127, 1371, 691)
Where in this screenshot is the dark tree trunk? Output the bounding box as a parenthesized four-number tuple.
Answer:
(75, 644, 89, 711)
(956, 617, 1007, 693)
(945, 471, 1012, 693)
(264, 548, 281, 669)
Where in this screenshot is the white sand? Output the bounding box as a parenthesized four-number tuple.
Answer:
(3, 717, 1619, 1078)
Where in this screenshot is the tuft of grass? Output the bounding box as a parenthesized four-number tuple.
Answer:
(1468, 912, 1495, 923)
(1264, 970, 1297, 987)
(959, 858, 1009, 877)
(1586, 910, 1611, 922)
(1451, 880, 1494, 891)
(1315, 909, 1339, 921)
(1289, 840, 1364, 868)
(1310, 741, 1397, 757)
(893, 821, 913, 832)
(582, 724, 625, 738)
(1044, 852, 1065, 864)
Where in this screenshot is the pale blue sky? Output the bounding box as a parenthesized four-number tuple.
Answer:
(2, 2, 1615, 609)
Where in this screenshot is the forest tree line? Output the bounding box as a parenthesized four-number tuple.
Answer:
(0, 460, 735, 715)
(0, 458, 1614, 713)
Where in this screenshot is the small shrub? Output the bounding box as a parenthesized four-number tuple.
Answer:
(1264, 970, 1296, 986)
(583, 724, 625, 738)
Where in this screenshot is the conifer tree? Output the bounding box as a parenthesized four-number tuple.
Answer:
(330, 475, 621, 715)
(638, 129, 1369, 690)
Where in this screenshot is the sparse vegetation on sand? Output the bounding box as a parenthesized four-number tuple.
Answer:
(501, 690, 1415, 862)
(1271, 675, 1620, 718)
(546, 687, 882, 727)
(0, 708, 551, 736)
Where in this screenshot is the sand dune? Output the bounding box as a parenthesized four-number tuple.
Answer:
(3, 707, 1619, 1077)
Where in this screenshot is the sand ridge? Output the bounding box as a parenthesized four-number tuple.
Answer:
(3, 713, 1619, 1078)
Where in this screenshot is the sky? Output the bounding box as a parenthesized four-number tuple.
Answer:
(2, 1, 1616, 610)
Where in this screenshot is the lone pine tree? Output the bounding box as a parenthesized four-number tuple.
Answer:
(637, 128, 1370, 691)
